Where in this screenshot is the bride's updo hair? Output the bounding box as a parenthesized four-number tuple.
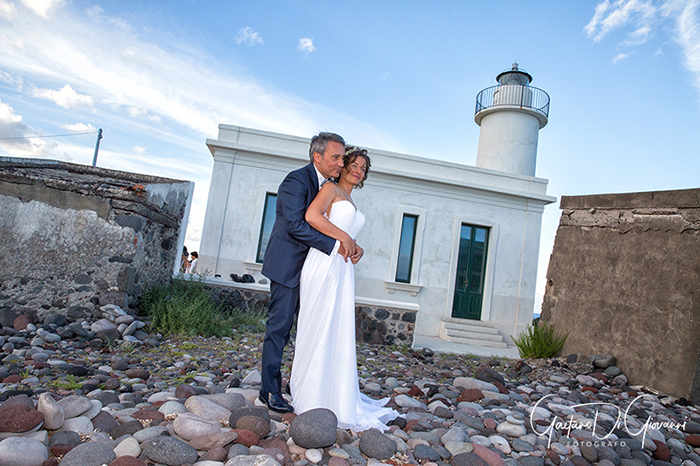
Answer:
(337, 145, 371, 189)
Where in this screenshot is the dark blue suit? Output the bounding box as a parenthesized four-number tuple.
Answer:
(261, 162, 335, 395)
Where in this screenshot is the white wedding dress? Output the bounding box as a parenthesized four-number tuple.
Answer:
(290, 200, 399, 432)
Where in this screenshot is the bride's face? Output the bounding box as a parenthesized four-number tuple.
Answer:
(341, 156, 368, 186)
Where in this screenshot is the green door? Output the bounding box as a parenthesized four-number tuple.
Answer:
(452, 224, 489, 320)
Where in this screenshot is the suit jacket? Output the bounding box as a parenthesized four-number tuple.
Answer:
(261, 162, 336, 288)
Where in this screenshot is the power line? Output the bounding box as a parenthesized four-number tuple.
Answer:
(0, 130, 100, 140)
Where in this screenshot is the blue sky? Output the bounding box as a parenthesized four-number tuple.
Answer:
(1, 0, 698, 310)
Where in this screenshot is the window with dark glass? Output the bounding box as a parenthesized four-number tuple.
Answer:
(395, 214, 418, 283)
(256, 193, 277, 263)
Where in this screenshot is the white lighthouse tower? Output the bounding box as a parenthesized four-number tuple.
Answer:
(474, 63, 550, 177)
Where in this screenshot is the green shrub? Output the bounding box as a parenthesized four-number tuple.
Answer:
(226, 304, 267, 334)
(512, 322, 569, 359)
(142, 277, 235, 337)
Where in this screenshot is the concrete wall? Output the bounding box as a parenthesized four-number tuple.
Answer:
(540, 188, 700, 403)
(200, 125, 555, 347)
(0, 157, 193, 322)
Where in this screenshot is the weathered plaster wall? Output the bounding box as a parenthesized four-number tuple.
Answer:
(0, 157, 193, 323)
(540, 188, 700, 402)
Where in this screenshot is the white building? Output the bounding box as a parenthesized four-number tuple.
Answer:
(198, 64, 555, 356)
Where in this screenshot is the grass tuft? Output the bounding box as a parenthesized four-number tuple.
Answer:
(511, 322, 569, 359)
(141, 276, 268, 338)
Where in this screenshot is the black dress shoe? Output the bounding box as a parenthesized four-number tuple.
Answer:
(258, 391, 294, 413)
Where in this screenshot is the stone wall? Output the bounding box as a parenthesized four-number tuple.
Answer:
(0, 157, 193, 325)
(191, 277, 417, 345)
(540, 188, 700, 403)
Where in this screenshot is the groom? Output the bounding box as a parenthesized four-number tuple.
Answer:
(259, 132, 363, 413)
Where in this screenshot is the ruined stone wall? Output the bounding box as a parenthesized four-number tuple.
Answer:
(540, 188, 700, 403)
(0, 157, 193, 325)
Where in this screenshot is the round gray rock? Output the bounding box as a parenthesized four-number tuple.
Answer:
(143, 435, 198, 465)
(519, 457, 545, 466)
(414, 444, 441, 462)
(451, 452, 490, 466)
(358, 428, 397, 460)
(59, 442, 117, 466)
(0, 436, 48, 466)
(290, 407, 338, 449)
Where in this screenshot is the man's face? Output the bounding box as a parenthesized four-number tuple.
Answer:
(313, 141, 345, 179)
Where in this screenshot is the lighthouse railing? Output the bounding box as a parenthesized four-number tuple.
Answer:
(475, 85, 550, 118)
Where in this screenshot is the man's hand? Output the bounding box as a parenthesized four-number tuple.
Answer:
(350, 244, 364, 264)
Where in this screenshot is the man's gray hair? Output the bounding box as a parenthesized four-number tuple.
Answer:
(309, 132, 345, 161)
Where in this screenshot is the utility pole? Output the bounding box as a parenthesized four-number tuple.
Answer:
(91, 128, 103, 167)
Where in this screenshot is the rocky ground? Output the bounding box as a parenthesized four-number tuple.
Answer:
(0, 305, 699, 466)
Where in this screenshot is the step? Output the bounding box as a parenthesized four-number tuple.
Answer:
(442, 321, 500, 335)
(444, 334, 508, 348)
(444, 328, 505, 342)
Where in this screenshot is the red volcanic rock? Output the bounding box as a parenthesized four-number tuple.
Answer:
(13, 314, 33, 331)
(472, 443, 506, 466)
(483, 418, 497, 430)
(175, 384, 196, 399)
(457, 388, 485, 402)
(233, 428, 260, 447)
(407, 385, 425, 397)
(131, 408, 165, 425)
(51, 443, 77, 457)
(124, 369, 150, 380)
(259, 436, 290, 459)
(0, 404, 44, 432)
(493, 382, 508, 394)
(404, 419, 420, 432)
(686, 434, 700, 447)
(581, 387, 598, 394)
(548, 449, 562, 465)
(651, 440, 671, 462)
(109, 456, 148, 466)
(2, 375, 23, 384)
(236, 415, 270, 438)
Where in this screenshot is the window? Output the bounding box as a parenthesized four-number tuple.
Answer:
(395, 214, 418, 283)
(256, 193, 277, 263)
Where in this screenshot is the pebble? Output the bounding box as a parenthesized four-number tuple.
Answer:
(0, 314, 698, 466)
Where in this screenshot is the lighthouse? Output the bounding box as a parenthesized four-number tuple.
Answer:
(474, 63, 550, 177)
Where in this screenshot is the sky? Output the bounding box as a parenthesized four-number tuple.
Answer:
(0, 0, 698, 311)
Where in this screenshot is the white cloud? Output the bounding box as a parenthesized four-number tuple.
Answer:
(20, 0, 64, 18)
(132, 145, 146, 154)
(381, 71, 393, 80)
(612, 51, 635, 62)
(585, 0, 700, 96)
(128, 107, 148, 118)
(0, 0, 17, 20)
(235, 26, 263, 46)
(0, 7, 398, 146)
(0, 98, 53, 156)
(62, 122, 96, 132)
(31, 84, 94, 109)
(677, 0, 700, 92)
(298, 37, 316, 55)
(584, 0, 658, 43)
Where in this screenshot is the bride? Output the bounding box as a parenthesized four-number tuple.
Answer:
(290, 146, 399, 432)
